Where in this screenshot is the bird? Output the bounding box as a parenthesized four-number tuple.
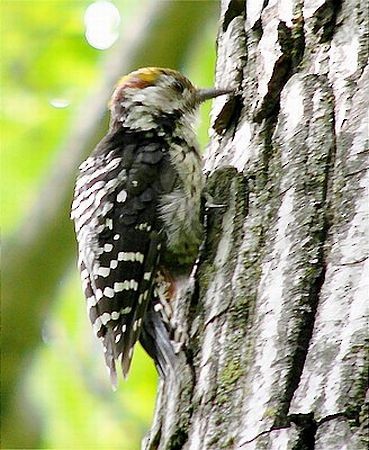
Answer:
(71, 67, 231, 386)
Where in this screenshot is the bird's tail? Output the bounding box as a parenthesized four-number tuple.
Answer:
(139, 300, 177, 377)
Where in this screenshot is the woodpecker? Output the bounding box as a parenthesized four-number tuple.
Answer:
(71, 67, 230, 385)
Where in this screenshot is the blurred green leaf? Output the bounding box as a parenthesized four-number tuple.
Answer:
(1, 0, 99, 232)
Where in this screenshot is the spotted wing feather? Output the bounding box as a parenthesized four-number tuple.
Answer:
(72, 129, 177, 383)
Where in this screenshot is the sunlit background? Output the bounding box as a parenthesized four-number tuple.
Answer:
(1, 1, 219, 448)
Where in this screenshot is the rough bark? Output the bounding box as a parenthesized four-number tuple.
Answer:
(143, 1, 368, 449)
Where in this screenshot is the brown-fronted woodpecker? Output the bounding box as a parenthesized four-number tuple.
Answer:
(71, 67, 231, 386)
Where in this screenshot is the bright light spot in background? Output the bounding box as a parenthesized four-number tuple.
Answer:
(49, 98, 70, 108)
(84, 1, 121, 50)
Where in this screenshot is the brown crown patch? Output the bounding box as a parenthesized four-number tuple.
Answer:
(117, 67, 163, 90)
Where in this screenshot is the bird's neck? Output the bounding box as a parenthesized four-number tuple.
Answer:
(109, 103, 197, 137)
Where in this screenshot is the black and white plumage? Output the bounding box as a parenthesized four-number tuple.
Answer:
(71, 67, 230, 385)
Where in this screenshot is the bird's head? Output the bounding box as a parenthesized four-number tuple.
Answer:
(109, 67, 231, 131)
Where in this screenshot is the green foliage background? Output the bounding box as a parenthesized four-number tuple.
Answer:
(1, 1, 218, 448)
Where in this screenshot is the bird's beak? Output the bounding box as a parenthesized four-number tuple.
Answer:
(196, 87, 233, 103)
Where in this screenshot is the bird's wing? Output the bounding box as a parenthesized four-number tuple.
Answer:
(72, 129, 177, 384)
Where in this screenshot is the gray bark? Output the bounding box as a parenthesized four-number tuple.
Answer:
(144, 1, 368, 449)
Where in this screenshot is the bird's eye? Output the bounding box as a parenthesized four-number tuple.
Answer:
(172, 80, 185, 93)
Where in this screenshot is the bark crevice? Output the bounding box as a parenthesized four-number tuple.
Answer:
(222, 0, 246, 32)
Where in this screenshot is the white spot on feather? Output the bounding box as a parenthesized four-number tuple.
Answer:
(117, 251, 144, 262)
(117, 190, 127, 203)
(86, 296, 97, 308)
(104, 243, 113, 252)
(114, 282, 126, 292)
(110, 259, 118, 269)
(113, 280, 138, 292)
(98, 267, 111, 277)
(80, 268, 89, 279)
(100, 312, 111, 325)
(93, 318, 103, 335)
(111, 311, 120, 320)
(103, 287, 115, 298)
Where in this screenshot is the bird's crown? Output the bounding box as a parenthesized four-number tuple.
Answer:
(115, 67, 193, 92)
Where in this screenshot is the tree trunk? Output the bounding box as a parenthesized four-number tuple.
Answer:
(143, 1, 368, 449)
